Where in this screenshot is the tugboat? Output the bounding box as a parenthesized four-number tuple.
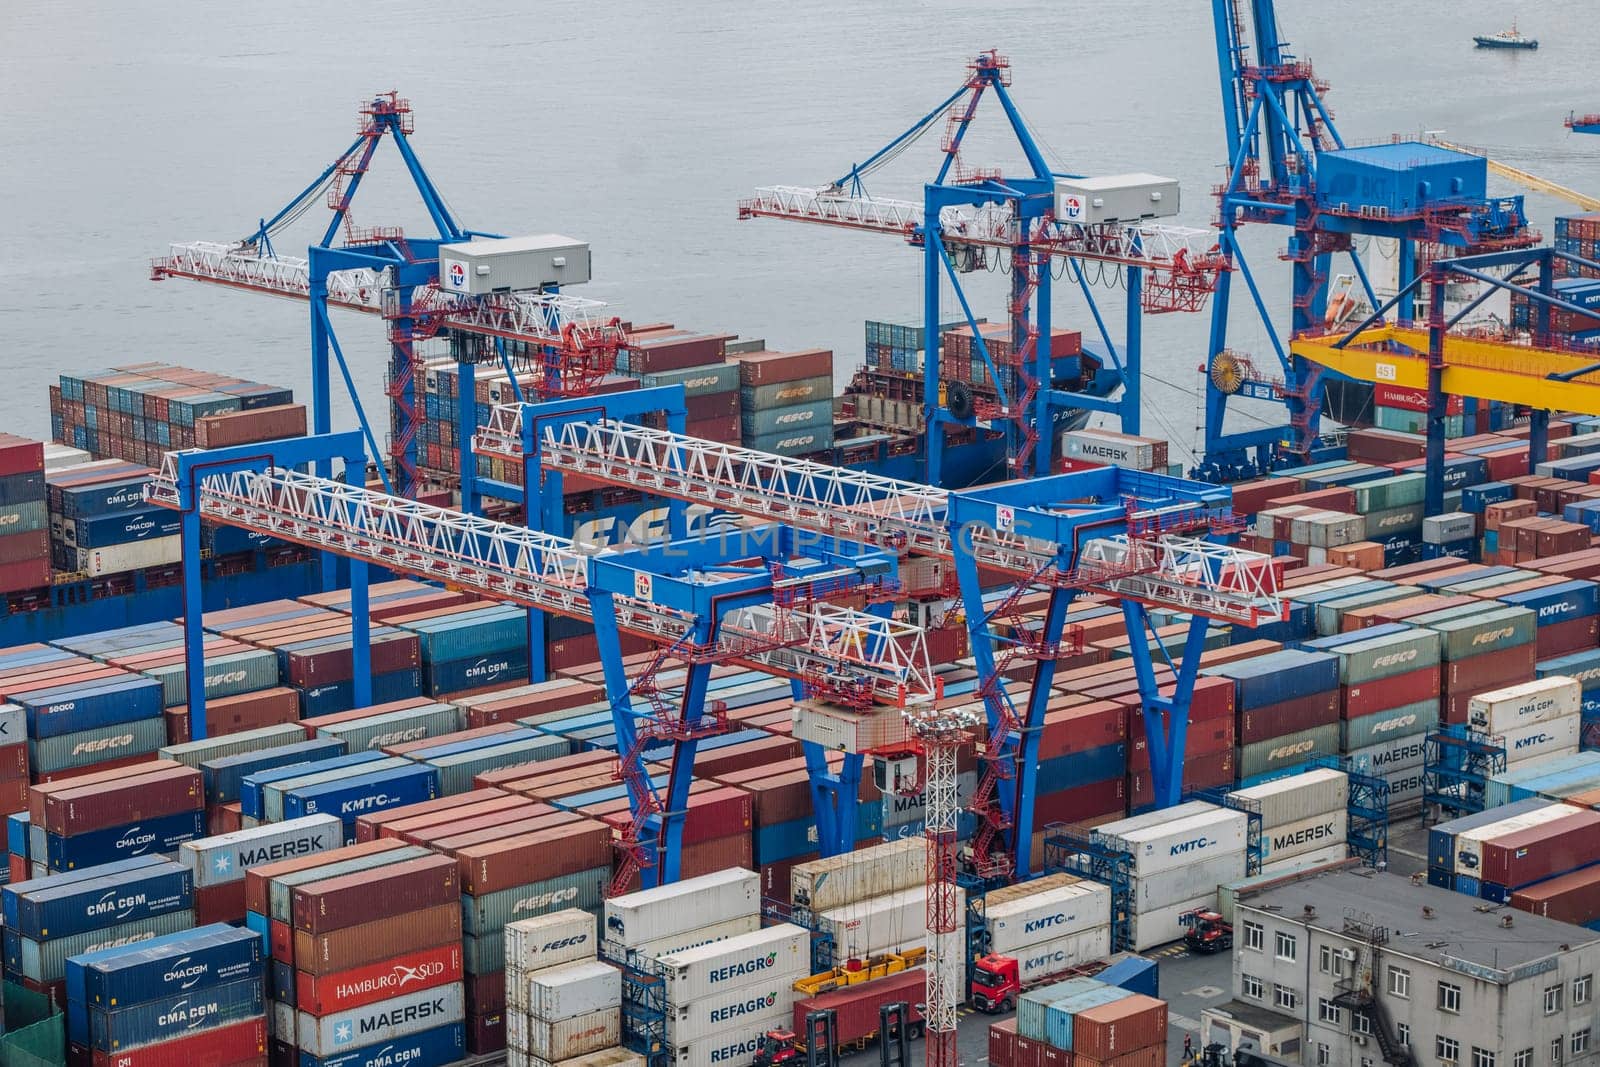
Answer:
(1474, 20, 1538, 49)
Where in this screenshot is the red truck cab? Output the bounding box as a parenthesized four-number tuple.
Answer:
(971, 953, 1021, 1013)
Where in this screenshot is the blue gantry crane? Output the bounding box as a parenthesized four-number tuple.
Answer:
(740, 52, 1227, 485)
(1197, 0, 1538, 481)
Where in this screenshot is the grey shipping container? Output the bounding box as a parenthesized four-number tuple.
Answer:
(462, 866, 608, 936)
(314, 704, 464, 754)
(181, 814, 343, 889)
(741, 399, 833, 438)
(159, 722, 307, 769)
(262, 758, 410, 822)
(1330, 629, 1442, 686)
(639, 363, 740, 397)
(741, 375, 834, 409)
(1236, 722, 1342, 780)
(1340, 699, 1439, 751)
(20, 909, 195, 983)
(428, 734, 571, 796)
(31, 717, 166, 775)
(143, 648, 281, 708)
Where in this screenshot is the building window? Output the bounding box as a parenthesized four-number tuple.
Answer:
(1275, 930, 1297, 961)
(1438, 1036, 1461, 1063)
(1573, 1032, 1590, 1057)
(1546, 985, 1565, 1015)
(1244, 921, 1264, 952)
(1317, 1045, 1330, 1067)
(1551, 1037, 1563, 1064)
(1438, 981, 1462, 1014)
(1319, 998, 1344, 1026)
(1398, 1024, 1410, 1048)
(1354, 1013, 1373, 1036)
(1473, 1049, 1497, 1067)
(1389, 966, 1411, 999)
(1515, 1050, 1533, 1067)
(1242, 974, 1263, 1001)
(1321, 945, 1348, 977)
(1275, 984, 1299, 1012)
(1576, 975, 1592, 1006)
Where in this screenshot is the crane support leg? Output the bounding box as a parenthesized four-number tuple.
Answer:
(950, 533, 1021, 838)
(181, 509, 206, 737)
(458, 359, 479, 514)
(1013, 587, 1073, 878)
(590, 589, 662, 885)
(658, 650, 714, 885)
(1123, 604, 1210, 808)
(802, 739, 863, 856)
(347, 458, 372, 709)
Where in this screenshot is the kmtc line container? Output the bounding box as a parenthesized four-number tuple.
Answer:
(657, 923, 809, 1005)
(12, 858, 191, 940)
(85, 976, 263, 1053)
(239, 752, 393, 821)
(1095, 807, 1249, 876)
(979, 879, 1112, 955)
(180, 813, 342, 889)
(279, 763, 441, 831)
(67, 922, 261, 1010)
(295, 981, 466, 1058)
(603, 867, 759, 948)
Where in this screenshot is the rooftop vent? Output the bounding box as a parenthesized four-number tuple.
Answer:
(1422, 906, 1435, 919)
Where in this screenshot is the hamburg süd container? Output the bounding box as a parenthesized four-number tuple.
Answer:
(294, 940, 463, 1016)
(657, 924, 809, 1006)
(603, 868, 759, 949)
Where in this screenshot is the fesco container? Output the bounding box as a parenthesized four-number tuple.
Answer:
(12, 858, 191, 940)
(16, 908, 195, 983)
(43, 809, 206, 871)
(404, 607, 528, 663)
(30, 716, 167, 776)
(1342, 700, 1439, 751)
(142, 647, 280, 708)
(295, 981, 465, 1057)
(419, 733, 570, 796)
(84, 976, 263, 1053)
(1236, 722, 1342, 780)
(511, 1006, 620, 1061)
(68, 922, 261, 1010)
(296, 1021, 465, 1067)
(159, 722, 307, 769)
(462, 866, 607, 936)
(180, 813, 342, 889)
(200, 738, 348, 805)
(312, 703, 463, 753)
(1419, 606, 1537, 660)
(503, 909, 597, 977)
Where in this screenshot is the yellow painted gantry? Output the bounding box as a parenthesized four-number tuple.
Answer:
(1290, 325, 1600, 414)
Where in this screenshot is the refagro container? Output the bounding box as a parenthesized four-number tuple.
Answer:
(790, 838, 925, 912)
(510, 1005, 619, 1061)
(657, 924, 809, 1005)
(295, 981, 465, 1057)
(977, 875, 1112, 954)
(1453, 803, 1581, 876)
(603, 868, 759, 949)
(180, 813, 342, 889)
(666, 978, 803, 1046)
(525, 959, 622, 1021)
(1469, 677, 1583, 734)
(1260, 811, 1348, 865)
(1227, 768, 1348, 829)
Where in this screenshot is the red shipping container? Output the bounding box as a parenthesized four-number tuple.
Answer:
(1372, 386, 1464, 415)
(1075, 1047, 1165, 1067)
(243, 839, 412, 917)
(1037, 701, 1127, 760)
(1343, 666, 1441, 719)
(736, 349, 833, 386)
(293, 902, 462, 975)
(92, 1017, 267, 1067)
(760, 851, 818, 906)
(1237, 691, 1340, 744)
(0, 743, 27, 782)
(206, 803, 242, 836)
(1040, 1045, 1069, 1067)
(291, 853, 459, 933)
(1480, 808, 1600, 889)
(296, 941, 465, 1015)
(1129, 751, 1235, 810)
(1443, 644, 1538, 692)
(39, 764, 201, 836)
(0, 531, 47, 567)
(0, 435, 43, 478)
(465, 968, 505, 1017)
(990, 1020, 1019, 1067)
(1015, 1035, 1044, 1067)
(467, 1009, 506, 1056)
(1072, 994, 1168, 1061)
(0, 559, 50, 594)
(194, 880, 244, 925)
(793, 969, 923, 1043)
(1511, 865, 1600, 926)
(1035, 779, 1127, 824)
(1537, 617, 1599, 658)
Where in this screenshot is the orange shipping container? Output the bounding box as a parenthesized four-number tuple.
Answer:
(1069, 994, 1169, 1061)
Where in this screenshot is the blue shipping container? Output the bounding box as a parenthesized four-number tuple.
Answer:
(43, 811, 207, 872)
(299, 669, 423, 719)
(1500, 581, 1600, 627)
(239, 752, 389, 822)
(280, 764, 441, 826)
(67, 923, 261, 1011)
(3, 857, 169, 929)
(1203, 649, 1339, 710)
(17, 677, 164, 739)
(202, 738, 349, 806)
(297, 1021, 467, 1067)
(64, 508, 182, 549)
(12, 861, 191, 941)
(426, 647, 530, 696)
(84, 976, 264, 1053)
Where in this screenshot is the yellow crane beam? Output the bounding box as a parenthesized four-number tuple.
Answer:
(1427, 137, 1600, 212)
(1290, 325, 1600, 414)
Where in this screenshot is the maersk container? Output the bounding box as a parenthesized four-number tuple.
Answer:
(13, 859, 191, 941)
(504, 909, 597, 979)
(1453, 803, 1581, 875)
(1095, 807, 1249, 877)
(42, 809, 205, 872)
(68, 922, 261, 1010)
(1342, 700, 1438, 751)
(159, 721, 306, 770)
(1261, 811, 1348, 864)
(1061, 431, 1157, 470)
(86, 975, 263, 1053)
(426, 733, 571, 795)
(631, 915, 763, 963)
(296, 981, 465, 1058)
(1345, 733, 1428, 778)
(1236, 722, 1342, 780)
(1227, 768, 1347, 830)
(1044, 986, 1135, 1052)
(1131, 852, 1246, 911)
(18, 908, 195, 983)
(1017, 977, 1106, 1041)
(180, 813, 342, 889)
(511, 1005, 620, 1060)
(461, 866, 607, 937)
(200, 737, 347, 805)
(1500, 715, 1582, 765)
(265, 845, 432, 924)
(658, 924, 809, 1006)
(665, 976, 804, 1047)
(604, 868, 760, 949)
(790, 838, 925, 912)
(30, 716, 167, 777)
(19, 675, 164, 739)
(982, 880, 1112, 955)
(524, 959, 622, 1022)
(1008, 927, 1113, 986)
(298, 1021, 467, 1067)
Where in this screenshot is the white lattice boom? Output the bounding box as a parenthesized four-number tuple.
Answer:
(146, 455, 936, 704)
(1077, 535, 1286, 625)
(738, 186, 1224, 273)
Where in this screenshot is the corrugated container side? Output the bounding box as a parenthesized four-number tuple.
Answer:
(296, 981, 466, 1057)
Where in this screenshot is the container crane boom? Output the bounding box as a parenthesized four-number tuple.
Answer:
(1426, 137, 1600, 212)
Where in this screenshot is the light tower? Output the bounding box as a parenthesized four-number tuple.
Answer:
(902, 704, 981, 1067)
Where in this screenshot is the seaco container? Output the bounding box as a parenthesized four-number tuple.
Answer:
(296, 981, 466, 1058)
(180, 813, 342, 889)
(604, 868, 759, 949)
(658, 923, 810, 1005)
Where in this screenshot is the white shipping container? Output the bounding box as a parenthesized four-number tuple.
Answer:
(1304, 513, 1367, 548)
(984, 881, 1113, 955)
(181, 813, 343, 889)
(791, 839, 927, 912)
(1061, 430, 1156, 470)
(528, 960, 622, 1023)
(506, 910, 598, 975)
(1344, 734, 1428, 777)
(79, 537, 183, 576)
(1007, 927, 1113, 985)
(1228, 769, 1348, 830)
(665, 969, 807, 1046)
(509, 1007, 620, 1061)
(1261, 811, 1348, 865)
(815, 887, 966, 961)
(1501, 714, 1582, 766)
(790, 701, 909, 754)
(1454, 803, 1583, 875)
(549, 1050, 647, 1067)
(667, 1012, 791, 1067)
(1218, 845, 1351, 925)
(659, 924, 810, 1006)
(1255, 506, 1311, 541)
(1469, 677, 1584, 734)
(1385, 764, 1427, 812)
(604, 869, 759, 948)
(1424, 513, 1477, 543)
(1091, 802, 1222, 845)
(1131, 851, 1246, 912)
(1130, 895, 1215, 952)
(1099, 808, 1249, 876)
(631, 916, 763, 962)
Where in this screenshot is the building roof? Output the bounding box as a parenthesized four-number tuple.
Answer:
(1321, 141, 1479, 171)
(1237, 868, 1600, 983)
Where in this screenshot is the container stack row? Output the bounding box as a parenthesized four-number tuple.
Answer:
(1092, 803, 1250, 951)
(998, 974, 1169, 1067)
(0, 435, 50, 594)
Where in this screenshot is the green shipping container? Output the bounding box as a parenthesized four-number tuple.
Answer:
(1334, 629, 1442, 686)
(460, 867, 608, 936)
(1313, 587, 1419, 638)
(313, 704, 464, 755)
(1341, 699, 1438, 751)
(740, 399, 833, 439)
(426, 735, 572, 795)
(638, 363, 739, 397)
(1420, 606, 1537, 661)
(145, 648, 281, 708)
(19, 910, 195, 984)
(1236, 722, 1342, 780)
(743, 426, 836, 457)
(31, 717, 167, 776)
(160, 723, 306, 769)
(1354, 474, 1426, 514)
(740, 375, 833, 410)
